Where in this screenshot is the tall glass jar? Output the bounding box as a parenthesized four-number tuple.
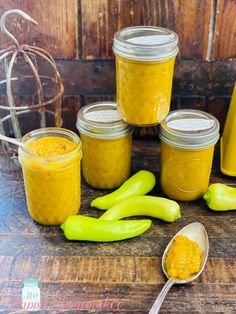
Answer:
(18, 128, 82, 225)
(76, 102, 133, 189)
(113, 26, 178, 126)
(159, 110, 220, 201)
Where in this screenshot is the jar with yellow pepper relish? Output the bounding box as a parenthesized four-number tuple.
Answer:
(113, 26, 178, 126)
(18, 128, 82, 225)
(159, 110, 220, 201)
(76, 102, 133, 189)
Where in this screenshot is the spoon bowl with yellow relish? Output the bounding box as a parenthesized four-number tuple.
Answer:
(149, 222, 209, 314)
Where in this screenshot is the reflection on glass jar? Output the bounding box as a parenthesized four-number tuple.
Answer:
(19, 128, 82, 225)
(77, 102, 133, 189)
(113, 26, 178, 126)
(159, 110, 220, 201)
(160, 142, 215, 201)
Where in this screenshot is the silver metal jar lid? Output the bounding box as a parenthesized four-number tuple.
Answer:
(76, 102, 133, 139)
(159, 109, 220, 149)
(113, 26, 178, 61)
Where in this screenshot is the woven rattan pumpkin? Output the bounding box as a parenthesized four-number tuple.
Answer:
(0, 9, 63, 159)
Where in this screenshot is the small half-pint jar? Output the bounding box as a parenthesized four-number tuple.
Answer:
(76, 102, 133, 189)
(113, 26, 178, 126)
(18, 128, 82, 225)
(159, 110, 220, 201)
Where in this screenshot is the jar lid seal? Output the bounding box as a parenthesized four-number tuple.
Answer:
(159, 109, 220, 148)
(113, 26, 178, 61)
(76, 102, 133, 139)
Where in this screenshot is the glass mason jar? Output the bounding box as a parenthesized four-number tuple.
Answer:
(76, 102, 133, 189)
(113, 26, 178, 126)
(159, 110, 220, 201)
(18, 128, 82, 225)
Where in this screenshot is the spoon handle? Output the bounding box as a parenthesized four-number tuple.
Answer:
(0, 133, 22, 146)
(149, 278, 176, 314)
(0, 133, 35, 155)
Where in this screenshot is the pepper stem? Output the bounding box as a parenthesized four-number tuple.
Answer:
(175, 210, 181, 220)
(203, 190, 210, 204)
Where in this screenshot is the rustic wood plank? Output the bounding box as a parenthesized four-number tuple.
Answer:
(1, 200, 236, 239)
(0, 60, 235, 97)
(62, 96, 81, 133)
(207, 96, 230, 131)
(80, 0, 143, 60)
(179, 96, 206, 111)
(0, 153, 23, 181)
(0, 233, 167, 256)
(46, 59, 236, 97)
(57, 60, 116, 95)
(0, 256, 162, 283)
(0, 0, 77, 59)
(81, 0, 213, 60)
(213, 0, 236, 60)
(171, 0, 213, 60)
(83, 95, 115, 105)
(0, 233, 235, 258)
(0, 256, 235, 285)
(0, 281, 236, 312)
(0, 180, 25, 197)
(0, 211, 60, 236)
(172, 60, 236, 97)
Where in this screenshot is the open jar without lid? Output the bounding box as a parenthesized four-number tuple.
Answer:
(159, 109, 220, 201)
(76, 102, 133, 189)
(19, 128, 82, 225)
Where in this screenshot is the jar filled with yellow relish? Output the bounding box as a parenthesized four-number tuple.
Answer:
(18, 128, 82, 225)
(76, 102, 133, 189)
(113, 26, 178, 126)
(159, 110, 220, 201)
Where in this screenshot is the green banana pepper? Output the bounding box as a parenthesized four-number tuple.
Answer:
(61, 215, 151, 241)
(203, 183, 236, 210)
(99, 195, 181, 222)
(91, 170, 156, 210)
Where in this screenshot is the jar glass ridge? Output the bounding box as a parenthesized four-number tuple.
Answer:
(159, 110, 220, 201)
(77, 102, 133, 189)
(113, 26, 179, 126)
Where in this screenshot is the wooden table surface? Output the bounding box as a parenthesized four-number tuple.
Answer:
(0, 140, 235, 313)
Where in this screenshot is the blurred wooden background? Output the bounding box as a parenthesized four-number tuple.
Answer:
(0, 0, 235, 138)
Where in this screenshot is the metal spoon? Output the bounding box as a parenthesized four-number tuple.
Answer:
(0, 133, 36, 155)
(149, 222, 209, 314)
